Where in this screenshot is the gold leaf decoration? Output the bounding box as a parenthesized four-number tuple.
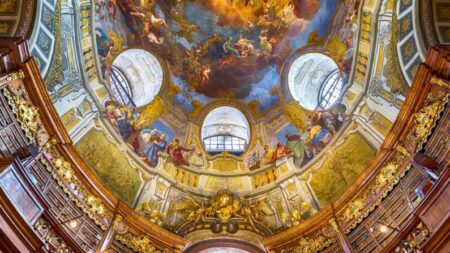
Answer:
(3, 88, 39, 143)
(342, 197, 367, 222)
(374, 162, 398, 190)
(293, 235, 336, 253)
(116, 233, 160, 253)
(413, 99, 446, 143)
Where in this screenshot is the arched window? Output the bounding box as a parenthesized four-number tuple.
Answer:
(201, 107, 250, 156)
(318, 69, 343, 110)
(109, 49, 163, 107)
(288, 53, 344, 111)
(109, 67, 134, 107)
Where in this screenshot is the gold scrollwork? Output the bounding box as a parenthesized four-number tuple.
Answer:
(374, 162, 398, 191)
(294, 235, 336, 253)
(113, 214, 123, 230)
(115, 233, 160, 253)
(395, 145, 409, 159)
(184, 190, 274, 230)
(328, 218, 339, 233)
(53, 157, 75, 182)
(3, 88, 39, 143)
(0, 71, 25, 86)
(342, 196, 367, 222)
(136, 200, 167, 226)
(430, 76, 450, 89)
(41, 157, 113, 229)
(413, 98, 446, 143)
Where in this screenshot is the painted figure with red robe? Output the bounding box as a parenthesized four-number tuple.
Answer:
(166, 138, 194, 167)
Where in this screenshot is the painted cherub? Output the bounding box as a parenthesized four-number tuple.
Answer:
(199, 66, 211, 87)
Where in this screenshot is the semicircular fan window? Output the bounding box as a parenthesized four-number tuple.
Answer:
(201, 106, 250, 156)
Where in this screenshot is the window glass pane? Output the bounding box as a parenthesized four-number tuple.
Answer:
(318, 70, 342, 110)
(110, 68, 134, 106)
(204, 135, 247, 153)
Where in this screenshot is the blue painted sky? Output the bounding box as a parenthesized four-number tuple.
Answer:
(291, 0, 339, 49)
(143, 120, 176, 142)
(277, 124, 301, 145)
(172, 75, 212, 112)
(243, 65, 280, 111)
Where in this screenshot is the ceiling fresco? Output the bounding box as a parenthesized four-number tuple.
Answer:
(24, 0, 422, 241)
(94, 0, 361, 188)
(94, 0, 356, 113)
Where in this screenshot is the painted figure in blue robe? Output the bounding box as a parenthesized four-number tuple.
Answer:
(117, 110, 134, 140)
(143, 133, 167, 167)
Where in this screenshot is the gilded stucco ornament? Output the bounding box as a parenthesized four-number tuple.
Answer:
(53, 157, 75, 182)
(281, 210, 302, 228)
(0, 71, 25, 85)
(86, 194, 108, 217)
(374, 162, 398, 190)
(328, 218, 339, 233)
(413, 99, 445, 143)
(40, 156, 113, 229)
(293, 235, 336, 253)
(112, 214, 123, 230)
(430, 76, 450, 88)
(116, 233, 160, 253)
(183, 190, 274, 232)
(3, 88, 39, 143)
(14, 95, 39, 141)
(342, 196, 367, 222)
(281, 202, 317, 228)
(137, 200, 167, 226)
(395, 145, 410, 159)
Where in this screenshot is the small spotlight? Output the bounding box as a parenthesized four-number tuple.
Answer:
(69, 220, 79, 229)
(379, 224, 389, 233)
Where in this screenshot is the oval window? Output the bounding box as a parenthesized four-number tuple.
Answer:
(288, 53, 344, 111)
(109, 49, 163, 107)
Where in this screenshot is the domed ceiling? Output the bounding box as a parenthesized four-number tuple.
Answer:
(29, 0, 425, 241)
(94, 0, 354, 113)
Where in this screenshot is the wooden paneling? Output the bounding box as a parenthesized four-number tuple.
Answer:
(0, 165, 43, 225)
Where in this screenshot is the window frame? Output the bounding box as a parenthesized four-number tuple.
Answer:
(109, 67, 136, 107)
(317, 69, 343, 110)
(203, 135, 248, 154)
